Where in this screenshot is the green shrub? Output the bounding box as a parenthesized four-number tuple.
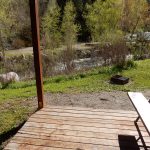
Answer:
(111, 60, 137, 73)
(42, 2, 61, 49)
(98, 67, 112, 74)
(79, 73, 86, 78)
(61, 1, 79, 72)
(55, 77, 64, 83)
(125, 60, 137, 69)
(85, 0, 122, 42)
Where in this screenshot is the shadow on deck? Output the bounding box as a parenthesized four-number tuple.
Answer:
(4, 106, 150, 150)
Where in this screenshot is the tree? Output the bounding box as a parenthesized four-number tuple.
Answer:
(0, 0, 14, 68)
(61, 1, 79, 48)
(61, 0, 79, 71)
(122, 0, 150, 59)
(42, 1, 61, 50)
(56, 0, 95, 41)
(121, 0, 148, 33)
(85, 0, 122, 42)
(0, 0, 31, 52)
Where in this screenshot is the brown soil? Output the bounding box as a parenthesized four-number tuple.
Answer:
(2, 91, 150, 113)
(43, 91, 150, 111)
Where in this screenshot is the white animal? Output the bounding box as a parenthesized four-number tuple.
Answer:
(0, 72, 19, 85)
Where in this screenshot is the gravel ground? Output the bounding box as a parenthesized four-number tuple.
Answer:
(44, 90, 150, 111)
(3, 91, 150, 111)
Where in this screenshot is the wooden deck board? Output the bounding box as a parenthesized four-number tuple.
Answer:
(5, 106, 150, 150)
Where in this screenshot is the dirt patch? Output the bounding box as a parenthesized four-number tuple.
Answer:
(44, 90, 150, 111)
(2, 90, 150, 115)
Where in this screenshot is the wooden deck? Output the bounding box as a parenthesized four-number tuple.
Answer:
(4, 106, 150, 150)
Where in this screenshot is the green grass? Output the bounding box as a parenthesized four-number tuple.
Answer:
(1, 59, 150, 102)
(0, 107, 31, 134)
(0, 59, 150, 145)
(0, 102, 36, 149)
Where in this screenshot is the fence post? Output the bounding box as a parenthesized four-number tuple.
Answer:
(29, 0, 44, 109)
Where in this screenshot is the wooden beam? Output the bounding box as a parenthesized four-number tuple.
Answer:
(29, 0, 44, 109)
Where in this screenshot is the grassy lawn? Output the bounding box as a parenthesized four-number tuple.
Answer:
(0, 59, 150, 147)
(1, 59, 150, 102)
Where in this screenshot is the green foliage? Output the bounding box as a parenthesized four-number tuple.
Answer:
(61, 1, 79, 47)
(126, 60, 137, 69)
(99, 30, 124, 45)
(42, 2, 61, 49)
(111, 60, 137, 74)
(61, 1, 79, 71)
(0, 0, 14, 31)
(85, 0, 122, 42)
(0, 0, 149, 50)
(130, 42, 150, 60)
(0, 0, 13, 51)
(0, 0, 30, 64)
(122, 0, 149, 59)
(122, 0, 148, 33)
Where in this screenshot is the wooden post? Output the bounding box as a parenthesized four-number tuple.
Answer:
(29, 0, 44, 109)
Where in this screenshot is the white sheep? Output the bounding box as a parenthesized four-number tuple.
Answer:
(0, 72, 19, 86)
